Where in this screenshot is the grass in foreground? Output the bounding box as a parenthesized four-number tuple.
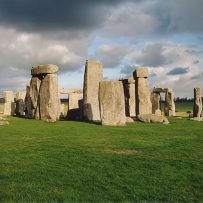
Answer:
(0, 116, 202, 202)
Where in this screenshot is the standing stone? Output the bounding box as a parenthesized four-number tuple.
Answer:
(39, 74, 60, 122)
(193, 87, 202, 117)
(83, 60, 103, 121)
(15, 99, 25, 116)
(3, 91, 15, 116)
(151, 92, 161, 115)
(25, 85, 33, 118)
(133, 68, 152, 115)
(16, 92, 26, 101)
(99, 81, 126, 126)
(164, 88, 175, 116)
(29, 77, 41, 119)
(67, 93, 82, 120)
(120, 77, 136, 117)
(69, 93, 82, 110)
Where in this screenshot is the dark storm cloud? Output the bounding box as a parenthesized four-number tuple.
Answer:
(0, 0, 135, 31)
(167, 67, 189, 75)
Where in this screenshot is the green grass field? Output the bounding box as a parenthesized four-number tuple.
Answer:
(0, 115, 202, 202)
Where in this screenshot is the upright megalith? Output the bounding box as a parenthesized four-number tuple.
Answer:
(164, 88, 175, 116)
(3, 91, 15, 116)
(151, 92, 161, 115)
(15, 92, 26, 116)
(133, 68, 152, 115)
(24, 85, 33, 118)
(83, 60, 103, 121)
(67, 93, 82, 120)
(28, 64, 60, 122)
(193, 87, 202, 118)
(120, 77, 136, 117)
(99, 81, 126, 126)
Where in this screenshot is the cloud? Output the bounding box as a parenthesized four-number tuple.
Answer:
(0, 0, 136, 32)
(167, 67, 189, 75)
(94, 44, 130, 68)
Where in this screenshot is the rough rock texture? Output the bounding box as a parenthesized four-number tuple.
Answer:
(99, 81, 126, 126)
(136, 78, 152, 115)
(83, 60, 103, 121)
(31, 64, 58, 75)
(133, 67, 148, 78)
(120, 78, 136, 117)
(30, 77, 41, 109)
(126, 117, 134, 123)
(4, 91, 14, 102)
(39, 74, 60, 122)
(69, 93, 82, 110)
(16, 92, 26, 101)
(151, 92, 161, 115)
(15, 99, 25, 116)
(164, 89, 175, 116)
(3, 102, 15, 116)
(137, 114, 169, 124)
(193, 87, 202, 117)
(25, 85, 33, 118)
(190, 117, 203, 121)
(3, 91, 15, 116)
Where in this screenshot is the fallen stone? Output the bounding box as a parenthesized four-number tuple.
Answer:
(126, 117, 134, 123)
(0, 121, 9, 125)
(31, 64, 58, 75)
(99, 81, 126, 126)
(190, 117, 203, 121)
(137, 114, 169, 124)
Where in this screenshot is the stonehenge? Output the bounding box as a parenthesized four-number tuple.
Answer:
(6, 60, 203, 126)
(3, 91, 15, 116)
(133, 68, 152, 115)
(99, 81, 126, 126)
(152, 88, 176, 117)
(83, 60, 103, 121)
(120, 77, 136, 117)
(193, 87, 202, 118)
(29, 64, 61, 122)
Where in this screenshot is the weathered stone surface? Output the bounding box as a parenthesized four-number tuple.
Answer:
(39, 74, 60, 122)
(151, 92, 161, 115)
(135, 78, 152, 115)
(31, 64, 58, 75)
(193, 87, 202, 117)
(0, 121, 9, 125)
(190, 117, 203, 121)
(126, 117, 134, 123)
(133, 68, 148, 78)
(99, 81, 126, 126)
(4, 91, 14, 102)
(69, 93, 82, 110)
(83, 60, 103, 121)
(164, 90, 175, 116)
(15, 99, 25, 116)
(3, 102, 15, 116)
(16, 92, 26, 101)
(137, 114, 169, 124)
(30, 77, 41, 109)
(120, 78, 136, 117)
(60, 104, 65, 119)
(25, 85, 33, 118)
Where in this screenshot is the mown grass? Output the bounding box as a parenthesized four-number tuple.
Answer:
(175, 101, 193, 112)
(0, 116, 202, 202)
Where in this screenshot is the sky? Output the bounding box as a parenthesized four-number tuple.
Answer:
(0, 0, 203, 97)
